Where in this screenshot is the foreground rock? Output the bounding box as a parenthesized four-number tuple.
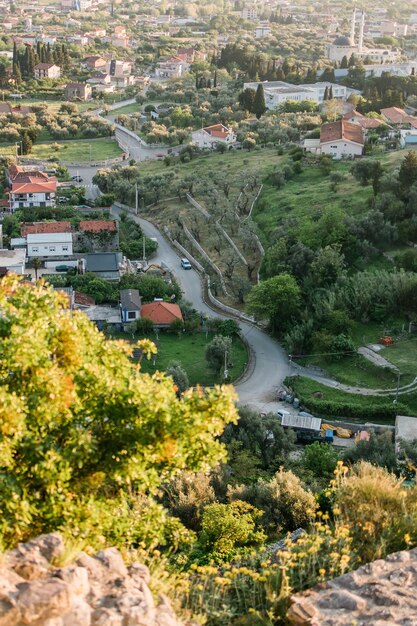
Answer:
(287, 546, 417, 625)
(0, 533, 182, 626)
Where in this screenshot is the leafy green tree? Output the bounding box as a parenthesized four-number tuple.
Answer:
(0, 276, 237, 548)
(246, 274, 301, 332)
(253, 84, 267, 119)
(399, 151, 417, 198)
(166, 360, 189, 393)
(31, 257, 42, 281)
(343, 431, 396, 471)
(302, 442, 339, 479)
(199, 500, 266, 560)
(229, 469, 317, 533)
(205, 335, 232, 374)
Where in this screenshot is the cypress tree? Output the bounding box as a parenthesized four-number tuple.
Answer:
(253, 83, 266, 119)
(323, 86, 329, 100)
(21, 132, 32, 154)
(329, 85, 333, 99)
(213, 69, 217, 88)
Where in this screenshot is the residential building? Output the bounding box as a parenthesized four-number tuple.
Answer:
(21, 221, 72, 236)
(8, 166, 57, 210)
(77, 220, 119, 252)
(34, 63, 61, 80)
(82, 55, 107, 71)
(120, 288, 141, 323)
(140, 301, 183, 328)
(320, 119, 364, 159)
(241, 7, 258, 20)
(27, 232, 73, 258)
(380, 107, 417, 128)
(86, 72, 111, 85)
(155, 56, 190, 79)
(83, 252, 123, 280)
(254, 25, 271, 38)
(0, 249, 26, 275)
(192, 124, 237, 149)
(64, 82, 92, 101)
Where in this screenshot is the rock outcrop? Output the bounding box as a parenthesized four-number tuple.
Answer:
(287, 546, 417, 625)
(0, 533, 182, 626)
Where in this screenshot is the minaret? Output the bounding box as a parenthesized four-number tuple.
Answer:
(350, 8, 356, 44)
(359, 11, 365, 53)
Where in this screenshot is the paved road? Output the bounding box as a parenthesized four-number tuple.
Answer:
(111, 205, 290, 412)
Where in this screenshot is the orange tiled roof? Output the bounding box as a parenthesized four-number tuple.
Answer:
(320, 119, 364, 145)
(21, 221, 72, 236)
(79, 220, 117, 232)
(141, 302, 183, 325)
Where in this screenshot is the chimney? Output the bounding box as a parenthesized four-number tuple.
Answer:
(359, 11, 365, 53)
(350, 7, 356, 43)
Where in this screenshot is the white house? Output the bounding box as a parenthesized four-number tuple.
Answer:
(27, 232, 73, 258)
(155, 56, 190, 79)
(8, 166, 57, 210)
(34, 63, 61, 80)
(320, 119, 364, 159)
(192, 124, 237, 149)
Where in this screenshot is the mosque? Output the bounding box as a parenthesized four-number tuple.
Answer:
(326, 9, 402, 64)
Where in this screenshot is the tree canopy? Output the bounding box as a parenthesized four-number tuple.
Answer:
(0, 276, 237, 548)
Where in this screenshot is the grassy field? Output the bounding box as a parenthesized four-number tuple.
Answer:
(110, 331, 248, 386)
(0, 138, 122, 163)
(111, 103, 142, 115)
(287, 376, 417, 425)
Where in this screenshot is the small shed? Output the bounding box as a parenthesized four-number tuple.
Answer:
(280, 414, 322, 432)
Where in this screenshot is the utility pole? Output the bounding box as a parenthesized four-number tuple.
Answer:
(142, 233, 146, 262)
(89, 143, 92, 166)
(289, 354, 293, 375)
(395, 368, 401, 404)
(224, 346, 229, 380)
(135, 182, 138, 215)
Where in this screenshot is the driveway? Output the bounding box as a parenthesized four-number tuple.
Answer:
(111, 205, 290, 412)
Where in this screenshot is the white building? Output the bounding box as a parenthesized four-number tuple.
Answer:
(241, 7, 257, 20)
(155, 56, 190, 79)
(254, 25, 271, 38)
(8, 166, 57, 211)
(326, 9, 401, 63)
(192, 124, 237, 149)
(320, 119, 364, 159)
(243, 80, 349, 110)
(27, 233, 73, 258)
(0, 249, 26, 275)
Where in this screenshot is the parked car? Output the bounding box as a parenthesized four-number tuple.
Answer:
(181, 258, 192, 270)
(58, 196, 68, 203)
(71, 175, 83, 183)
(276, 409, 290, 419)
(55, 265, 71, 272)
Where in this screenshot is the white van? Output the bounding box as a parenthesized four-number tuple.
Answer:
(180, 258, 192, 270)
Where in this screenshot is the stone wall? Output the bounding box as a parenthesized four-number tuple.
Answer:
(287, 546, 417, 626)
(0, 533, 182, 626)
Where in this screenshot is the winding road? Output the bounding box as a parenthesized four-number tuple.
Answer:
(111, 205, 291, 413)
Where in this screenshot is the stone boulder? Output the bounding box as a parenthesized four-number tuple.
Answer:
(0, 533, 182, 626)
(287, 546, 417, 625)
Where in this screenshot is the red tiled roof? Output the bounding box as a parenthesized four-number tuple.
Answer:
(320, 119, 364, 145)
(79, 220, 117, 232)
(140, 302, 183, 325)
(203, 123, 231, 138)
(359, 117, 386, 129)
(34, 63, 56, 69)
(74, 290, 95, 306)
(21, 221, 72, 236)
(343, 109, 364, 120)
(12, 181, 57, 194)
(380, 106, 407, 124)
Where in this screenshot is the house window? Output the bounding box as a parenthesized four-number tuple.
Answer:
(127, 311, 136, 320)
(62, 246, 68, 252)
(32, 247, 38, 253)
(49, 247, 56, 252)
